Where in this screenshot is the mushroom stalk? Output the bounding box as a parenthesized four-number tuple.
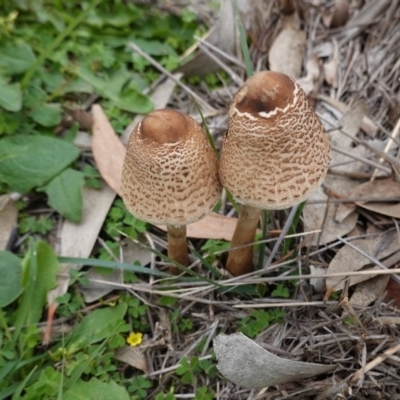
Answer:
(225, 204, 262, 276)
(167, 225, 189, 274)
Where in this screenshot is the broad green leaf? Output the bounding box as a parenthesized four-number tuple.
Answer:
(41, 168, 85, 223)
(67, 303, 127, 353)
(64, 378, 130, 400)
(0, 135, 80, 193)
(0, 42, 36, 75)
(21, 241, 60, 325)
(0, 77, 22, 112)
(29, 103, 62, 127)
(0, 251, 24, 307)
(76, 66, 153, 114)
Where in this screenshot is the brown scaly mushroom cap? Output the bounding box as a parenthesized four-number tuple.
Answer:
(219, 71, 331, 210)
(121, 109, 221, 226)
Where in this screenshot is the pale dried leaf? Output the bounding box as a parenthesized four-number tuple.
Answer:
(303, 185, 358, 246)
(268, 14, 306, 79)
(319, 95, 378, 136)
(80, 268, 123, 303)
(214, 333, 334, 389)
(337, 178, 400, 221)
(349, 274, 390, 307)
(48, 185, 116, 306)
(122, 238, 154, 266)
(73, 131, 92, 151)
(323, 0, 350, 28)
(326, 231, 400, 291)
(309, 265, 327, 293)
(92, 105, 126, 195)
(0, 195, 18, 251)
(114, 345, 149, 375)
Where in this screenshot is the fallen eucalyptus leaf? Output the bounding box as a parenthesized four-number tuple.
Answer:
(214, 333, 334, 389)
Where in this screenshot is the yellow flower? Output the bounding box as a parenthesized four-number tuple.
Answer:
(127, 332, 143, 347)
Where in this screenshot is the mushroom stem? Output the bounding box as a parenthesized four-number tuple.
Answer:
(167, 224, 189, 274)
(225, 204, 262, 276)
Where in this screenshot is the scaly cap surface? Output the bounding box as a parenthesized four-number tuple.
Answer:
(219, 71, 331, 209)
(122, 109, 221, 225)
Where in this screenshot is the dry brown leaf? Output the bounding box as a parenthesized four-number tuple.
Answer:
(318, 95, 378, 137)
(303, 185, 358, 246)
(44, 185, 116, 345)
(114, 345, 149, 375)
(326, 231, 400, 293)
(323, 0, 350, 28)
(349, 274, 390, 307)
(92, 105, 126, 195)
(268, 13, 306, 79)
(0, 195, 18, 251)
(64, 107, 93, 130)
(337, 178, 400, 221)
(80, 268, 123, 303)
(81, 237, 153, 303)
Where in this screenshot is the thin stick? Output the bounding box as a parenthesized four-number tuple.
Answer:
(351, 343, 400, 383)
(371, 117, 400, 180)
(128, 42, 214, 112)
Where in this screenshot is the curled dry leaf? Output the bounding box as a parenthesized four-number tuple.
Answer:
(268, 13, 306, 79)
(214, 333, 334, 389)
(325, 230, 400, 295)
(92, 105, 126, 195)
(0, 194, 18, 251)
(323, 0, 350, 28)
(336, 178, 400, 221)
(318, 95, 378, 137)
(303, 185, 358, 246)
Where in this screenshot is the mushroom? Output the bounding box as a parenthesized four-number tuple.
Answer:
(219, 71, 331, 276)
(121, 109, 221, 274)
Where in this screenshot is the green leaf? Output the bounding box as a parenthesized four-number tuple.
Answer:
(0, 251, 24, 307)
(0, 42, 36, 75)
(29, 103, 62, 127)
(21, 241, 60, 325)
(0, 135, 80, 193)
(0, 77, 22, 112)
(76, 66, 153, 114)
(67, 303, 128, 353)
(41, 169, 85, 222)
(64, 378, 130, 400)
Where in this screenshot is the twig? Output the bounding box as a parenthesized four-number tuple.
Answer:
(351, 342, 400, 383)
(128, 42, 214, 111)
